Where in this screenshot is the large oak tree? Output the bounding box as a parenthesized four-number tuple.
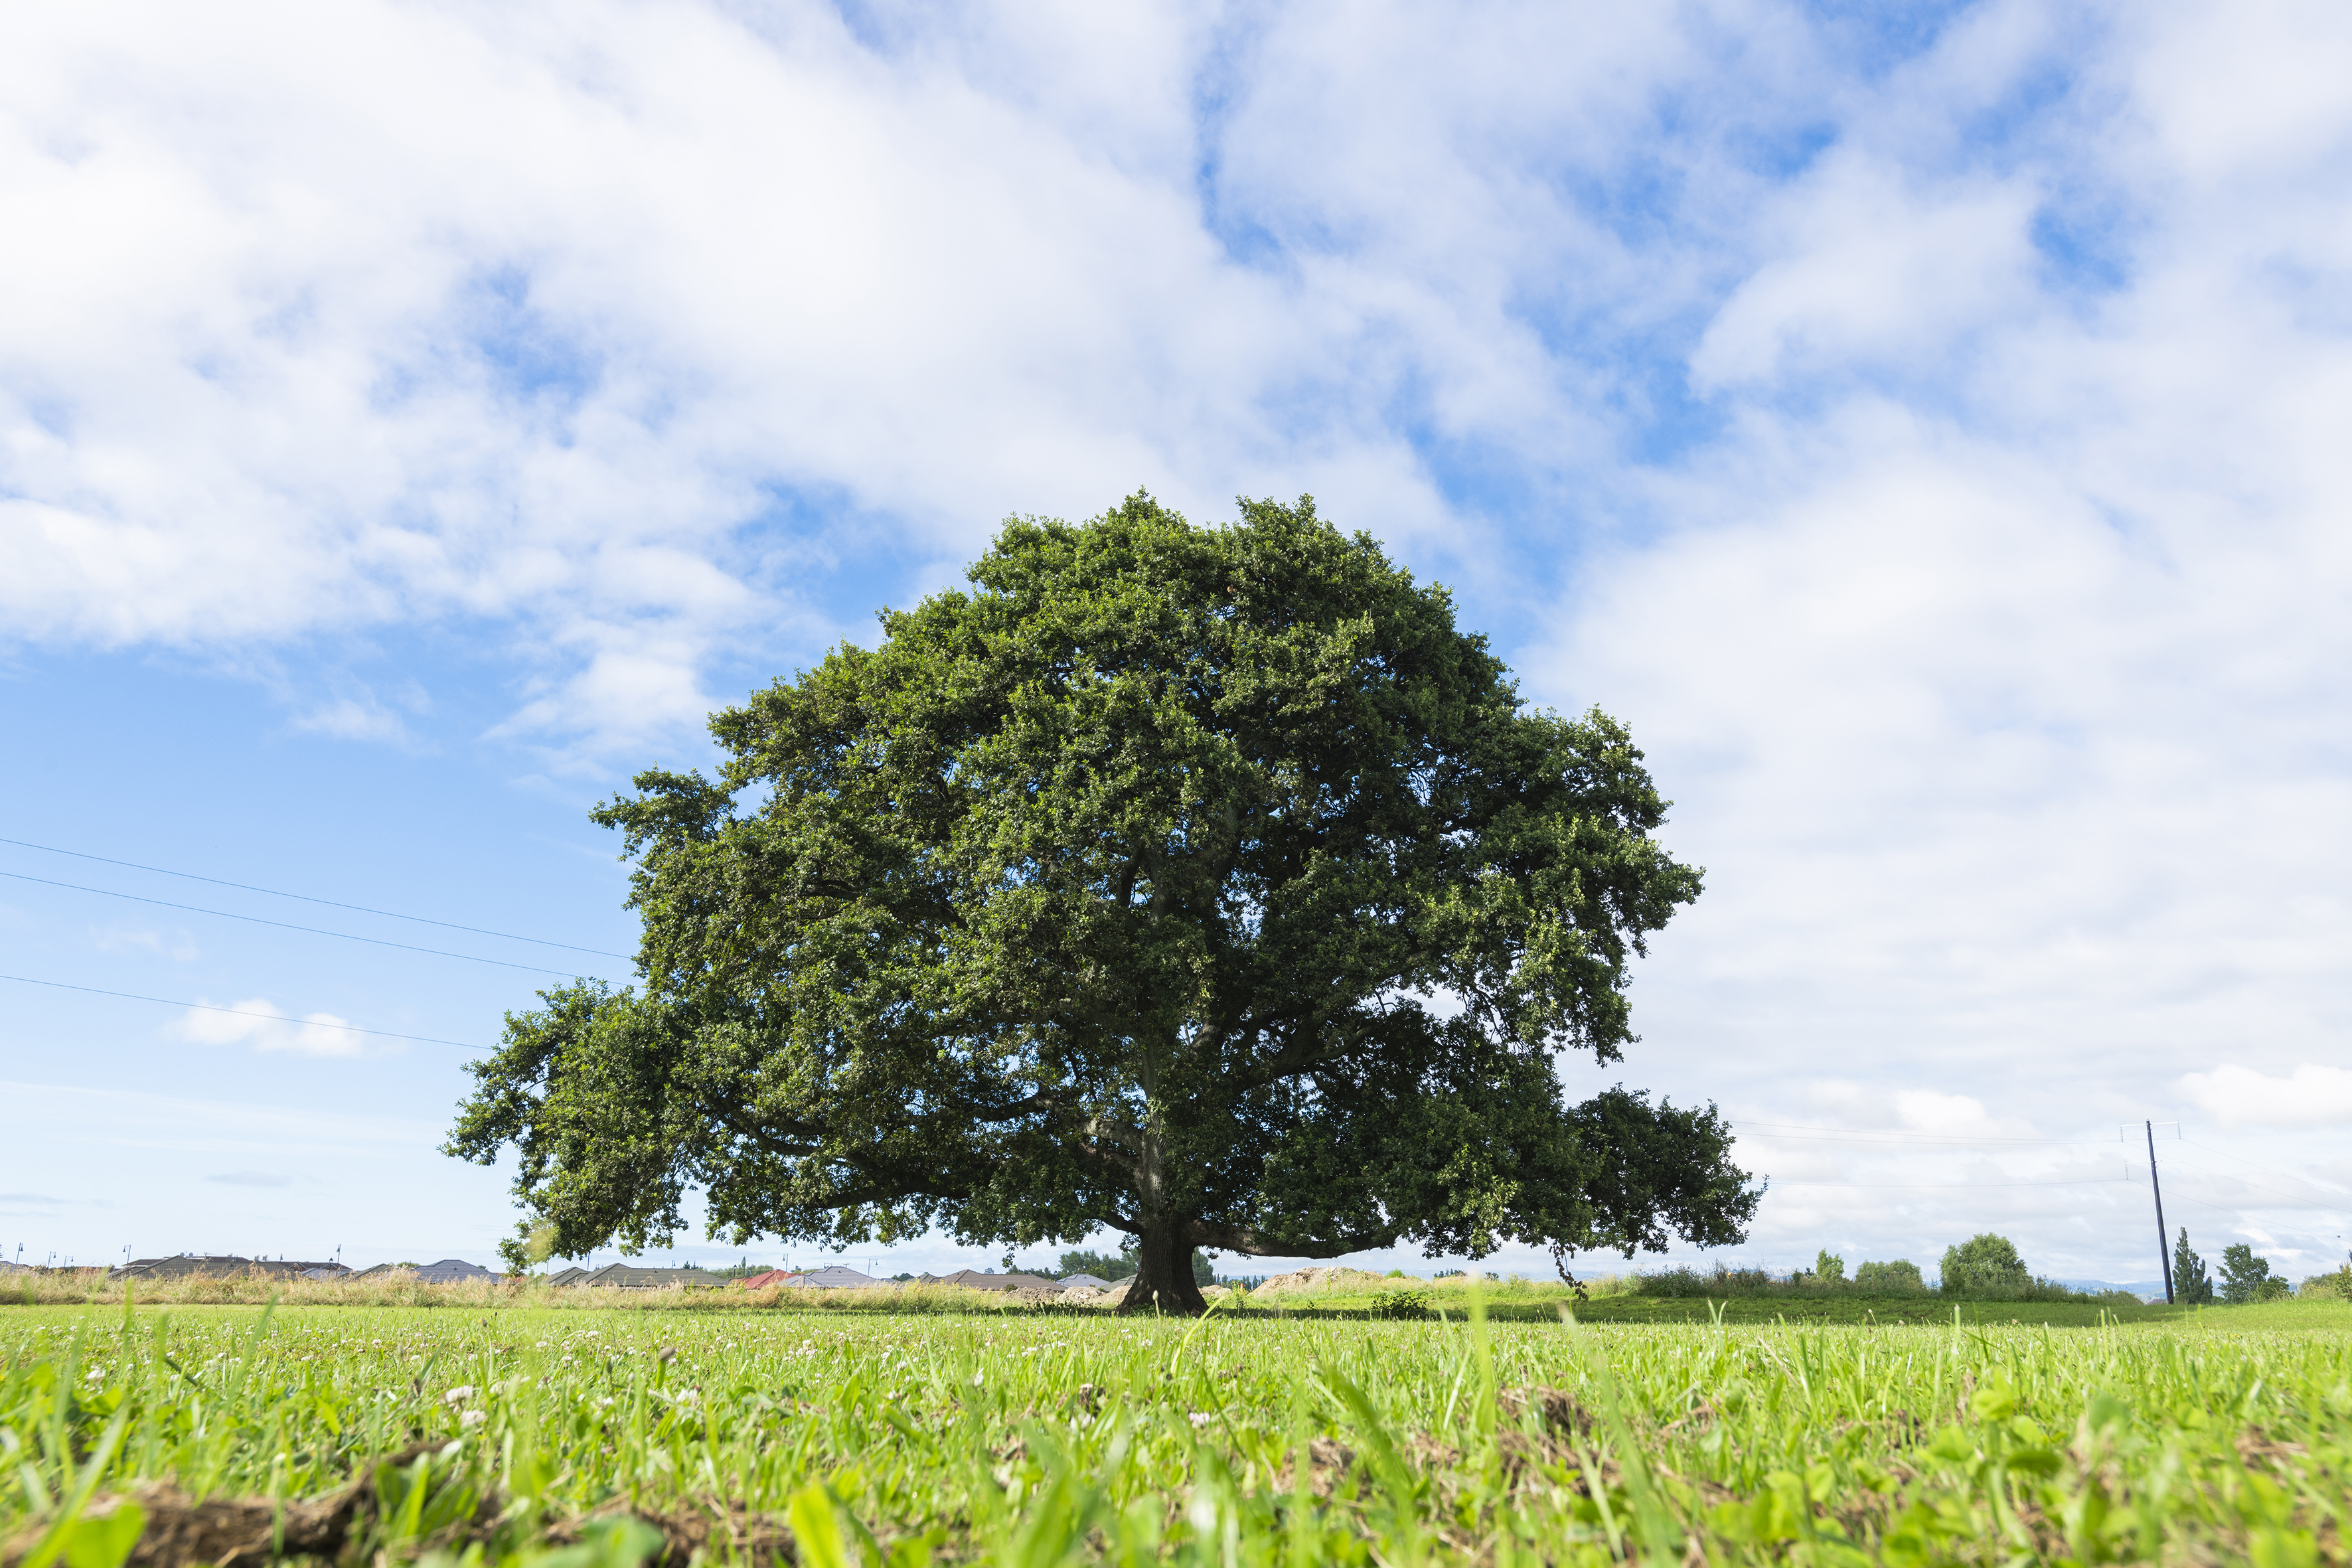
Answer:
(449, 495, 1757, 1310)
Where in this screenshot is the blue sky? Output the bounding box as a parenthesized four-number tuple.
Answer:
(5, 0, 2349, 1286)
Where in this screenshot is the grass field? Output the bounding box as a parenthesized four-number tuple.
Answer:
(4, 1293, 2349, 1565)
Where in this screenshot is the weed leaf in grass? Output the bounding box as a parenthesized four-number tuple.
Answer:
(57, 1503, 143, 1568)
(787, 1482, 849, 1568)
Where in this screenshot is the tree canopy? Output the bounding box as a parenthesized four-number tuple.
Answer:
(2217, 1243, 2274, 1304)
(1939, 1233, 2031, 1295)
(2171, 1229, 2216, 1304)
(447, 494, 1757, 1309)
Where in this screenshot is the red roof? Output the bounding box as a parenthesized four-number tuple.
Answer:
(737, 1269, 799, 1289)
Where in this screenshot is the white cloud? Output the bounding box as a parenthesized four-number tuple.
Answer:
(173, 997, 367, 1058)
(0, 0, 1448, 763)
(287, 678, 431, 745)
(0, 0, 1834, 763)
(1514, 0, 2352, 1278)
(1691, 165, 2037, 388)
(2181, 1065, 2352, 1129)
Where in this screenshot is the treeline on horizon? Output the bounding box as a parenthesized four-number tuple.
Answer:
(1626, 1232, 2352, 1305)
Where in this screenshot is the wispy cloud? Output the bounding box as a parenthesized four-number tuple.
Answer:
(92, 923, 197, 962)
(171, 998, 366, 1058)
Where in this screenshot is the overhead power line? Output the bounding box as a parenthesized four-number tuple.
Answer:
(2148, 1157, 2352, 1214)
(1770, 1177, 2129, 1190)
(0, 973, 479, 1050)
(0, 870, 601, 979)
(1733, 1121, 2091, 1145)
(0, 836, 631, 959)
(1739, 1129, 2096, 1148)
(2179, 1138, 2352, 1202)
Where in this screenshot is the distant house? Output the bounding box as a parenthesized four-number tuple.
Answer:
(734, 1268, 881, 1289)
(1058, 1274, 1118, 1290)
(785, 1265, 886, 1289)
(554, 1263, 725, 1289)
(923, 1269, 1060, 1292)
(339, 1260, 499, 1282)
(110, 1255, 339, 1281)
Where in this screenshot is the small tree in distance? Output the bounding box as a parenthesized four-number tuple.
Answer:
(2217, 1242, 2271, 1304)
(1853, 1259, 1924, 1292)
(447, 495, 1760, 1312)
(1940, 1233, 2031, 1295)
(1814, 1249, 1845, 1283)
(1057, 1245, 1140, 1283)
(2173, 1229, 2216, 1304)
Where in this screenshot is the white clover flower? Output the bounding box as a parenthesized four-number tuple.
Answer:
(459, 1409, 488, 1428)
(443, 1385, 476, 1405)
(1189, 1413, 1212, 1429)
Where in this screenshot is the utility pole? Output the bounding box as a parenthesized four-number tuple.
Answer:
(2146, 1120, 2174, 1304)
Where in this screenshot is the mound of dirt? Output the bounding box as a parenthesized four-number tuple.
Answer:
(1248, 1267, 1390, 1298)
(0, 1444, 786, 1568)
(0, 1443, 469, 1568)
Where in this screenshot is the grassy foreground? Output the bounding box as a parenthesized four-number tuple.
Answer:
(3, 1298, 2349, 1566)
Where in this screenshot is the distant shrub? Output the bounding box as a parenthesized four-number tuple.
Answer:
(1633, 1263, 1784, 1298)
(1940, 1234, 2031, 1296)
(2298, 1267, 2351, 1300)
(1628, 1250, 2094, 1304)
(1815, 1250, 1845, 1283)
(1940, 1276, 2098, 1304)
(1853, 1259, 1926, 1293)
(1369, 1287, 1433, 1320)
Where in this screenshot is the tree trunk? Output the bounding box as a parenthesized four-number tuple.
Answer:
(1116, 1225, 1208, 1314)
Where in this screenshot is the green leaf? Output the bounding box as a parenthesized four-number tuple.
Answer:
(60, 1503, 145, 1568)
(789, 1482, 850, 1568)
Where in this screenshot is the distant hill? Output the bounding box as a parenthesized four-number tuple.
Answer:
(2052, 1278, 2166, 1298)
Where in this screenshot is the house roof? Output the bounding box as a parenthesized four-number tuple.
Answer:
(791, 1266, 885, 1289)
(558, 1263, 725, 1289)
(110, 1255, 338, 1281)
(1057, 1274, 1118, 1289)
(927, 1269, 1060, 1291)
(736, 1265, 890, 1289)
